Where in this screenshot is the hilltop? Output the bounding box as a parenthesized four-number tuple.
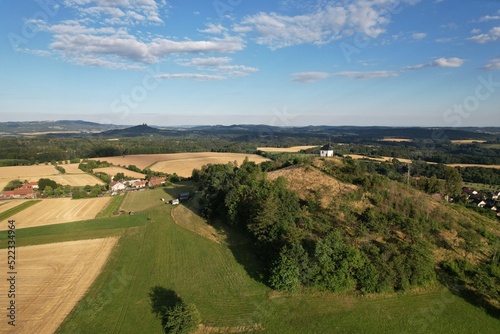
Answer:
(267, 164, 356, 208)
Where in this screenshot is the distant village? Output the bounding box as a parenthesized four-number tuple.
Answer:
(1, 176, 171, 199)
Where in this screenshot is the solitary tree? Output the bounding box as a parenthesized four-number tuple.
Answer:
(444, 167, 463, 197)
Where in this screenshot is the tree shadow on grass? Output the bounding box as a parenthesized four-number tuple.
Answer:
(436, 268, 500, 320)
(149, 286, 183, 319)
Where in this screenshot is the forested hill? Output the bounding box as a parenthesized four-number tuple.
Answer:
(196, 157, 500, 316)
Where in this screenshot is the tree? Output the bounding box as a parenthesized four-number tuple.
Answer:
(269, 246, 301, 292)
(114, 172, 125, 181)
(38, 178, 58, 191)
(162, 302, 200, 334)
(444, 167, 463, 197)
(3, 179, 23, 191)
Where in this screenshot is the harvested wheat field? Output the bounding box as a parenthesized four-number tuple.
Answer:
(257, 146, 318, 152)
(0, 165, 58, 192)
(450, 139, 487, 144)
(90, 154, 168, 169)
(150, 153, 269, 178)
(0, 197, 112, 230)
(93, 166, 146, 179)
(447, 163, 500, 169)
(0, 237, 118, 334)
(0, 164, 101, 188)
(267, 165, 357, 208)
(378, 138, 413, 142)
(345, 154, 414, 164)
(61, 163, 86, 174)
(0, 200, 27, 214)
(91, 152, 269, 171)
(26, 174, 104, 187)
(0, 165, 59, 178)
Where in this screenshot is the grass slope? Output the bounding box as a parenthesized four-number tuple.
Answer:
(54, 189, 500, 334)
(97, 194, 127, 218)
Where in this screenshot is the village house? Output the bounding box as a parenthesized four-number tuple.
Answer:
(319, 144, 334, 157)
(110, 181, 126, 192)
(2, 183, 37, 199)
(148, 177, 166, 188)
(132, 180, 148, 189)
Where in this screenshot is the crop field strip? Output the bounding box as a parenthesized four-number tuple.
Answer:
(257, 146, 318, 152)
(0, 237, 118, 334)
(0, 197, 112, 231)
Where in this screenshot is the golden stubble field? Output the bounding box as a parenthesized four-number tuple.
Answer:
(0, 197, 112, 230)
(0, 237, 118, 334)
(91, 153, 270, 177)
(0, 164, 104, 189)
(93, 166, 146, 179)
(257, 146, 318, 152)
(149, 153, 269, 177)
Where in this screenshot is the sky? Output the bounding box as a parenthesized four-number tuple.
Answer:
(0, 0, 499, 127)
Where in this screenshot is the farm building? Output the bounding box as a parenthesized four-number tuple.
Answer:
(320, 144, 334, 157)
(2, 183, 37, 199)
(171, 199, 180, 205)
(179, 192, 190, 201)
(110, 181, 126, 192)
(148, 177, 166, 188)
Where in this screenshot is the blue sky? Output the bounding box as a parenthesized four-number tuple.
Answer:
(0, 0, 499, 126)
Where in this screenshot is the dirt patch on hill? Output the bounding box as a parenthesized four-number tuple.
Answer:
(171, 202, 221, 244)
(267, 165, 357, 208)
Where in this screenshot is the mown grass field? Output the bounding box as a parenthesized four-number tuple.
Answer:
(56, 188, 499, 333)
(4, 185, 498, 333)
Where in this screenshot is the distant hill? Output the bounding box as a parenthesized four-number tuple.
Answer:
(97, 124, 164, 137)
(0, 120, 123, 136)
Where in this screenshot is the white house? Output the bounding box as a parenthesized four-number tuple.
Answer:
(110, 181, 126, 192)
(320, 144, 334, 157)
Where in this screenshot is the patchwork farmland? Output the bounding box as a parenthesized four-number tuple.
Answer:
(0, 164, 103, 189)
(91, 152, 269, 177)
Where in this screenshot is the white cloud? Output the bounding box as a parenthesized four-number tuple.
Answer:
(482, 57, 500, 71)
(237, 0, 420, 49)
(199, 23, 227, 34)
(180, 57, 232, 67)
(63, 0, 165, 25)
(291, 72, 330, 83)
(335, 70, 399, 80)
(42, 18, 245, 67)
(468, 26, 500, 43)
(177, 56, 257, 78)
(403, 57, 464, 70)
(412, 32, 427, 40)
(479, 15, 500, 22)
(153, 73, 226, 80)
(471, 28, 481, 34)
